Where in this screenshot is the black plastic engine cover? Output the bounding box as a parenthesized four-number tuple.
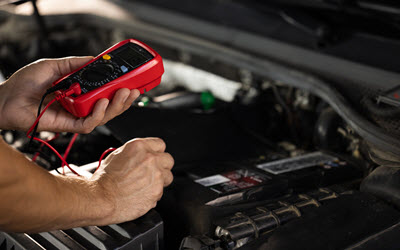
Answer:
(106, 107, 269, 165)
(361, 165, 400, 209)
(0, 210, 163, 250)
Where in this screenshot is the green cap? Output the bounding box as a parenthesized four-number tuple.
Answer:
(201, 91, 215, 110)
(140, 96, 150, 107)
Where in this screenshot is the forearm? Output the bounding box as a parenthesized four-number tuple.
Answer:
(0, 138, 114, 233)
(0, 82, 11, 130)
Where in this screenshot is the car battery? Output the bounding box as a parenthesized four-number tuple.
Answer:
(255, 151, 362, 192)
(158, 151, 362, 248)
(177, 151, 360, 205)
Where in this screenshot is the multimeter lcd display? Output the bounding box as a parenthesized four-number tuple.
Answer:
(115, 44, 153, 68)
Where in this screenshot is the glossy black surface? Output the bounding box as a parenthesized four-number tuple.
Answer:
(81, 63, 114, 82)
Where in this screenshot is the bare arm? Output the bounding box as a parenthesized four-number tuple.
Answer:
(0, 57, 173, 233)
(0, 137, 173, 233)
(0, 137, 109, 232)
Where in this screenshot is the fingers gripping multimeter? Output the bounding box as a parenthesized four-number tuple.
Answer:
(53, 39, 164, 117)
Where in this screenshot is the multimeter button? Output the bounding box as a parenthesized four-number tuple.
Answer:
(102, 54, 111, 60)
(120, 65, 128, 73)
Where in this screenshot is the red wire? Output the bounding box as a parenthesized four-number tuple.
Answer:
(27, 99, 56, 137)
(63, 133, 78, 161)
(32, 133, 60, 162)
(32, 152, 40, 162)
(28, 94, 117, 177)
(27, 98, 80, 176)
(95, 148, 116, 172)
(61, 133, 79, 174)
(31, 136, 80, 176)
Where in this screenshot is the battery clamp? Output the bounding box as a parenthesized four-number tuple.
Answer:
(53, 39, 164, 117)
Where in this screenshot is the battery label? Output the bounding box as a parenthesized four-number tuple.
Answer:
(195, 175, 230, 187)
(256, 151, 338, 175)
(195, 169, 270, 194)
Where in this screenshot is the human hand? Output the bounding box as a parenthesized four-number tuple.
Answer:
(91, 138, 174, 224)
(0, 57, 140, 133)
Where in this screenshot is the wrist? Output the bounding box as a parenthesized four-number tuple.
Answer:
(89, 178, 117, 225)
(54, 176, 116, 227)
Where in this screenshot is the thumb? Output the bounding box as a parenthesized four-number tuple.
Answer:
(50, 56, 93, 78)
(28, 56, 94, 87)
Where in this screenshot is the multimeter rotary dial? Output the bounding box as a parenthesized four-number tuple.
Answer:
(79, 61, 120, 89)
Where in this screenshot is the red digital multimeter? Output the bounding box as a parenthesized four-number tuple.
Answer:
(53, 39, 164, 117)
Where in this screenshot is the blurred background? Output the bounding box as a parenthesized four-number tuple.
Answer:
(2, 1, 400, 250)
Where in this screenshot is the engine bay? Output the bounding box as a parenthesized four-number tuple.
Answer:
(1, 1, 400, 249)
